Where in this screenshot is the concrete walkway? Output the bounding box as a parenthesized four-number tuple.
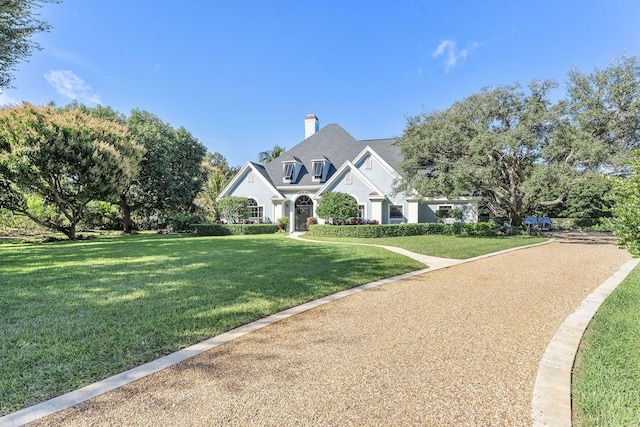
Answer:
(287, 231, 466, 269)
(1, 233, 635, 426)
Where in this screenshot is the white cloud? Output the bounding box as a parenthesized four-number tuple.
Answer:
(44, 70, 101, 105)
(432, 39, 479, 73)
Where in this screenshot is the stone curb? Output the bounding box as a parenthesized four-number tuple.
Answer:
(0, 236, 553, 427)
(531, 257, 640, 426)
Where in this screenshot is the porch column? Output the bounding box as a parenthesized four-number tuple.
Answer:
(407, 196, 420, 224)
(369, 194, 385, 224)
(271, 197, 285, 224)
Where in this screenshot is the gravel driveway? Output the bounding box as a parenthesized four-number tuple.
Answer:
(29, 235, 632, 426)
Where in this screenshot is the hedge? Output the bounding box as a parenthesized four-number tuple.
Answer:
(191, 223, 279, 236)
(307, 222, 498, 238)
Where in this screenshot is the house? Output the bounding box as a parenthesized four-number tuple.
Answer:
(217, 114, 480, 232)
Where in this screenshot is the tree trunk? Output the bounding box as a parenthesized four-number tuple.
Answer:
(119, 194, 134, 234)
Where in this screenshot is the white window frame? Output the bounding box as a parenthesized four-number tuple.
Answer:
(365, 157, 373, 170)
(345, 171, 352, 185)
(312, 161, 324, 182)
(389, 204, 403, 220)
(247, 198, 264, 223)
(283, 163, 294, 180)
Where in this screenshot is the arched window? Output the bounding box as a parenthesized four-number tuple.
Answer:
(248, 198, 263, 223)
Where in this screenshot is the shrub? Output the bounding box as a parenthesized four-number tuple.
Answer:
(316, 192, 358, 224)
(218, 196, 249, 224)
(306, 222, 499, 238)
(160, 212, 204, 233)
(277, 216, 289, 231)
(436, 207, 464, 220)
(191, 223, 279, 236)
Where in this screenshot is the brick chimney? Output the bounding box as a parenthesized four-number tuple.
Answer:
(305, 114, 319, 139)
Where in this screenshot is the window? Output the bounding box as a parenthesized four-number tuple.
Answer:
(365, 157, 372, 170)
(312, 161, 323, 180)
(345, 172, 352, 185)
(248, 198, 263, 221)
(358, 204, 365, 218)
(283, 163, 294, 180)
(390, 205, 403, 219)
(247, 171, 254, 183)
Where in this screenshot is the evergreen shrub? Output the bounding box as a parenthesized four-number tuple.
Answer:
(307, 222, 498, 238)
(191, 223, 278, 236)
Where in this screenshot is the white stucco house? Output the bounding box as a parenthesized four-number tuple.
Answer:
(217, 114, 480, 232)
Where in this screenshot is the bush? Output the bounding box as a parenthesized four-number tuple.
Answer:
(191, 223, 279, 236)
(307, 222, 499, 238)
(316, 192, 358, 224)
(159, 213, 204, 233)
(277, 216, 289, 231)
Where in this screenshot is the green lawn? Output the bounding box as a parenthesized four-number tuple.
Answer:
(302, 234, 548, 259)
(0, 232, 546, 416)
(0, 233, 424, 415)
(572, 264, 640, 426)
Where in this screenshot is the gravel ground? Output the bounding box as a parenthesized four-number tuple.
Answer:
(30, 236, 631, 426)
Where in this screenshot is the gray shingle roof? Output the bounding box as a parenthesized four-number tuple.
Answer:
(263, 124, 401, 186)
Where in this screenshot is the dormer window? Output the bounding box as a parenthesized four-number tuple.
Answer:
(283, 163, 294, 180)
(311, 158, 330, 183)
(312, 161, 323, 180)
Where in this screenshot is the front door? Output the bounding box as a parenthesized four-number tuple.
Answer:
(295, 196, 313, 231)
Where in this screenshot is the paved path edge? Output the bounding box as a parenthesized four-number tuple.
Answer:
(531, 257, 640, 427)
(0, 236, 552, 427)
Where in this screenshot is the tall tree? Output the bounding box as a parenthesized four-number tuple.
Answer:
(397, 56, 640, 225)
(396, 80, 567, 224)
(194, 152, 238, 221)
(0, 103, 143, 239)
(0, 0, 59, 90)
(118, 109, 207, 232)
(257, 145, 285, 164)
(563, 55, 640, 172)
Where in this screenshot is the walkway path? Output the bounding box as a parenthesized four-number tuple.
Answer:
(6, 233, 635, 426)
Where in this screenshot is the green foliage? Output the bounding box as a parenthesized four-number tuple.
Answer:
(436, 207, 464, 220)
(192, 223, 279, 236)
(316, 192, 359, 224)
(397, 56, 640, 226)
(572, 265, 640, 425)
(608, 152, 640, 256)
(0, 104, 143, 239)
(194, 152, 238, 221)
(542, 173, 613, 219)
(72, 105, 208, 232)
(160, 212, 203, 233)
(79, 200, 121, 230)
(217, 196, 249, 223)
(276, 216, 289, 231)
(307, 222, 498, 238)
(0, 0, 60, 89)
(257, 145, 285, 164)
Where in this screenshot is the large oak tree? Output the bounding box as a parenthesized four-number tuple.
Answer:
(396, 56, 640, 225)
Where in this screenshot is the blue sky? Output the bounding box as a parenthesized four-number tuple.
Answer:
(2, 1, 640, 167)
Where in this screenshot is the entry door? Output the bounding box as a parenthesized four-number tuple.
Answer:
(295, 196, 313, 231)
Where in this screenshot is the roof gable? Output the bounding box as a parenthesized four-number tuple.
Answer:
(262, 124, 400, 187)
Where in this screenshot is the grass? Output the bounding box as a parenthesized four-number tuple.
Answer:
(0, 233, 424, 415)
(302, 234, 548, 259)
(0, 231, 546, 416)
(572, 264, 640, 426)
